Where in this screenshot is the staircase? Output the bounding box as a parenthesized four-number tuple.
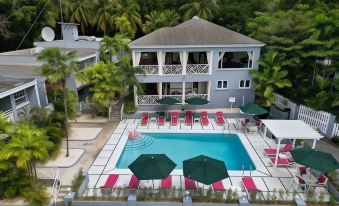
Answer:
(110, 102, 123, 122)
(125, 134, 154, 151)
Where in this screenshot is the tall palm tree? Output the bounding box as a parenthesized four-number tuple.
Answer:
(36, 47, 78, 157)
(99, 34, 131, 62)
(142, 11, 165, 34)
(114, 0, 141, 32)
(180, 0, 219, 20)
(0, 123, 53, 190)
(114, 16, 134, 38)
(63, 0, 90, 35)
(92, 0, 114, 34)
(163, 9, 180, 27)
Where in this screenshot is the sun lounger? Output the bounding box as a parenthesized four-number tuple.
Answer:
(127, 175, 140, 189)
(264, 144, 292, 156)
(241, 177, 261, 195)
(185, 111, 193, 126)
(215, 111, 225, 125)
(171, 112, 179, 126)
(140, 113, 149, 126)
(270, 157, 295, 166)
(101, 174, 119, 189)
(161, 176, 172, 189)
(158, 112, 165, 125)
(212, 180, 225, 191)
(200, 111, 209, 126)
(185, 177, 197, 189)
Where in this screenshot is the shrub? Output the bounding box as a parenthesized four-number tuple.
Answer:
(123, 94, 137, 114)
(332, 136, 339, 145)
(22, 183, 50, 206)
(71, 169, 84, 197)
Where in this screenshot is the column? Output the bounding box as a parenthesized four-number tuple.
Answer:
(209, 51, 213, 74)
(34, 84, 41, 108)
(274, 138, 281, 168)
(9, 94, 18, 121)
(157, 51, 163, 75)
(134, 86, 138, 107)
(132, 51, 136, 67)
(182, 82, 186, 104)
(182, 51, 187, 75)
(312, 139, 317, 149)
(207, 81, 211, 101)
(292, 139, 296, 148)
(159, 82, 163, 99)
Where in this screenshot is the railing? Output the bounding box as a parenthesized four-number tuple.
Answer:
(185, 93, 208, 100)
(3, 109, 14, 122)
(162, 65, 183, 75)
(37, 167, 61, 206)
(186, 64, 209, 74)
(138, 65, 159, 75)
(298, 105, 331, 135)
(162, 95, 182, 103)
(332, 123, 339, 137)
(137, 95, 160, 105)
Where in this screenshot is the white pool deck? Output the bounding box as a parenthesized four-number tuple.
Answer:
(84, 118, 330, 201)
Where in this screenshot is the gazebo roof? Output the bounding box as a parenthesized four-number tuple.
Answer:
(261, 120, 323, 140)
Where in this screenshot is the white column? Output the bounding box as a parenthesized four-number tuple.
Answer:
(207, 81, 211, 101)
(159, 82, 163, 99)
(34, 84, 41, 108)
(182, 51, 187, 75)
(132, 51, 136, 67)
(157, 51, 163, 75)
(209, 51, 213, 75)
(274, 138, 281, 168)
(134, 86, 138, 107)
(312, 139, 317, 149)
(292, 139, 296, 148)
(182, 82, 186, 104)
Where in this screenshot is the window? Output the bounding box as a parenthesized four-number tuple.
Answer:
(218, 51, 252, 69)
(217, 80, 228, 89)
(239, 80, 251, 88)
(14, 90, 27, 105)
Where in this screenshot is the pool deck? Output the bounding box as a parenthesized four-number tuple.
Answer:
(85, 118, 330, 201)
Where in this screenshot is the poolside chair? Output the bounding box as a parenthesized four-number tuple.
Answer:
(212, 180, 225, 191)
(140, 113, 149, 126)
(127, 175, 140, 189)
(270, 157, 295, 167)
(298, 166, 307, 175)
(240, 118, 250, 130)
(157, 111, 166, 125)
(315, 174, 328, 189)
(241, 177, 262, 195)
(215, 111, 225, 126)
(100, 174, 119, 189)
(171, 112, 179, 126)
(200, 111, 209, 126)
(185, 111, 193, 126)
(290, 175, 307, 191)
(264, 144, 292, 156)
(161, 175, 172, 189)
(184, 177, 197, 190)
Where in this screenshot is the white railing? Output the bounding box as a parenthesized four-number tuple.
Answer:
(186, 64, 209, 74)
(298, 105, 331, 134)
(162, 65, 183, 75)
(138, 65, 159, 75)
(137, 95, 160, 105)
(3, 109, 14, 122)
(332, 123, 339, 137)
(162, 95, 182, 103)
(37, 167, 61, 206)
(185, 94, 208, 100)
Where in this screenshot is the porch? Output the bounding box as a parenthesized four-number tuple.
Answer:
(136, 82, 210, 105)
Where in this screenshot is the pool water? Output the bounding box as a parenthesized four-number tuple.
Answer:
(116, 133, 255, 170)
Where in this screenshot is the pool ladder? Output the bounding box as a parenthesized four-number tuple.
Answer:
(222, 123, 231, 135)
(242, 165, 253, 176)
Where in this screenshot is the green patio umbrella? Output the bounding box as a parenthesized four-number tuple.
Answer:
(183, 155, 229, 185)
(156, 97, 180, 105)
(290, 148, 339, 173)
(185, 97, 209, 105)
(239, 103, 268, 116)
(128, 154, 176, 188)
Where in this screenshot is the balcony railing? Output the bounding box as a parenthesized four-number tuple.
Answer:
(137, 64, 210, 75)
(137, 94, 208, 105)
(162, 65, 183, 75)
(186, 64, 209, 74)
(138, 65, 159, 75)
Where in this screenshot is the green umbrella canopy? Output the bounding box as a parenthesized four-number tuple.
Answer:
(128, 154, 176, 180)
(185, 97, 209, 105)
(290, 148, 339, 173)
(183, 155, 229, 185)
(156, 97, 180, 105)
(239, 104, 268, 115)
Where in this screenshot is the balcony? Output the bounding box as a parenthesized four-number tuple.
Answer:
(137, 94, 208, 105)
(139, 65, 159, 75)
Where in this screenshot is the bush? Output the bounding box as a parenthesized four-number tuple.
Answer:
(22, 183, 50, 206)
(71, 169, 84, 197)
(123, 94, 137, 114)
(331, 136, 339, 145)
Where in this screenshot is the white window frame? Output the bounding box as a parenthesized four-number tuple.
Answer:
(216, 80, 228, 90)
(239, 80, 251, 89)
(14, 90, 28, 107)
(217, 51, 253, 70)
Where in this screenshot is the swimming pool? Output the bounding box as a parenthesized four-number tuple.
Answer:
(116, 133, 255, 170)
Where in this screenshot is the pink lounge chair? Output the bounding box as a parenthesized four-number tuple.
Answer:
(264, 144, 293, 156)
(200, 111, 209, 126)
(270, 157, 295, 166)
(140, 113, 149, 126)
(212, 180, 225, 191)
(171, 112, 179, 126)
(185, 111, 193, 126)
(127, 175, 140, 189)
(101, 174, 119, 189)
(158, 112, 165, 125)
(161, 176, 172, 189)
(315, 174, 328, 189)
(215, 111, 225, 126)
(241, 177, 262, 195)
(184, 177, 197, 189)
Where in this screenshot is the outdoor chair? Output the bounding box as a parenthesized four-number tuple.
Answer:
(264, 144, 292, 156)
(200, 111, 209, 126)
(215, 111, 225, 125)
(315, 174, 328, 189)
(184, 177, 197, 190)
(241, 177, 262, 196)
(161, 175, 172, 189)
(171, 112, 179, 126)
(290, 175, 307, 191)
(212, 180, 225, 191)
(127, 175, 140, 189)
(157, 112, 166, 125)
(140, 113, 149, 126)
(100, 174, 119, 190)
(185, 111, 193, 126)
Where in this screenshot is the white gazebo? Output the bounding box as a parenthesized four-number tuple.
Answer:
(261, 120, 323, 167)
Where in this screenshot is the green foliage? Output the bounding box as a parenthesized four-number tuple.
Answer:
(71, 169, 84, 197)
(99, 34, 131, 63)
(142, 9, 180, 33)
(180, 0, 219, 20)
(22, 182, 50, 206)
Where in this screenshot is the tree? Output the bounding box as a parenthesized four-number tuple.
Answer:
(142, 11, 165, 34)
(36, 47, 78, 157)
(64, 0, 90, 35)
(114, 0, 141, 32)
(179, 0, 219, 20)
(250, 52, 292, 106)
(92, 0, 114, 34)
(99, 34, 131, 62)
(114, 15, 134, 38)
(163, 9, 180, 27)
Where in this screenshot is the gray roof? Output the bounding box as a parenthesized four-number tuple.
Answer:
(0, 77, 35, 93)
(130, 16, 264, 47)
(0, 65, 39, 78)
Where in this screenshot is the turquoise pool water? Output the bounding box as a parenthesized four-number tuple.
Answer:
(116, 133, 255, 170)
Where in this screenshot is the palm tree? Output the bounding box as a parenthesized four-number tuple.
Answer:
(36, 47, 78, 157)
(114, 16, 134, 38)
(163, 9, 180, 27)
(0, 123, 53, 190)
(142, 11, 165, 34)
(180, 0, 219, 20)
(63, 0, 90, 35)
(114, 0, 141, 32)
(0, 112, 14, 138)
(92, 0, 114, 34)
(99, 34, 131, 62)
(250, 52, 292, 106)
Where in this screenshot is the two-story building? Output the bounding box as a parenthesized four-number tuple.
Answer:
(129, 16, 264, 111)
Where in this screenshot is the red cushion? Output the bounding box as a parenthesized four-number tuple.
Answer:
(299, 167, 306, 175)
(298, 177, 305, 184)
(318, 175, 326, 183)
(245, 118, 250, 123)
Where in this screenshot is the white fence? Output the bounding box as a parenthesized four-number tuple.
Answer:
(297, 105, 331, 135)
(332, 123, 339, 137)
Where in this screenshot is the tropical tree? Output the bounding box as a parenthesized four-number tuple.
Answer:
(36, 47, 78, 157)
(99, 34, 131, 62)
(180, 0, 219, 20)
(250, 52, 292, 106)
(114, 15, 134, 38)
(142, 11, 165, 34)
(163, 9, 180, 27)
(63, 0, 90, 35)
(92, 0, 114, 34)
(114, 0, 141, 32)
(0, 112, 14, 138)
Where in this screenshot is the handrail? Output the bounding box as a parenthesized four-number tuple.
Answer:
(120, 103, 124, 121)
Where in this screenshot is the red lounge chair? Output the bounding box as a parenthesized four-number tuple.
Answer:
(171, 112, 179, 126)
(100, 174, 119, 189)
(315, 174, 328, 188)
(158, 112, 165, 125)
(241, 177, 261, 195)
(298, 167, 307, 175)
(215, 111, 225, 125)
(127, 175, 140, 189)
(212, 180, 225, 191)
(185, 111, 193, 126)
(264, 144, 292, 156)
(270, 157, 294, 166)
(161, 176, 172, 189)
(200, 111, 209, 126)
(140, 113, 149, 126)
(184, 177, 196, 189)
